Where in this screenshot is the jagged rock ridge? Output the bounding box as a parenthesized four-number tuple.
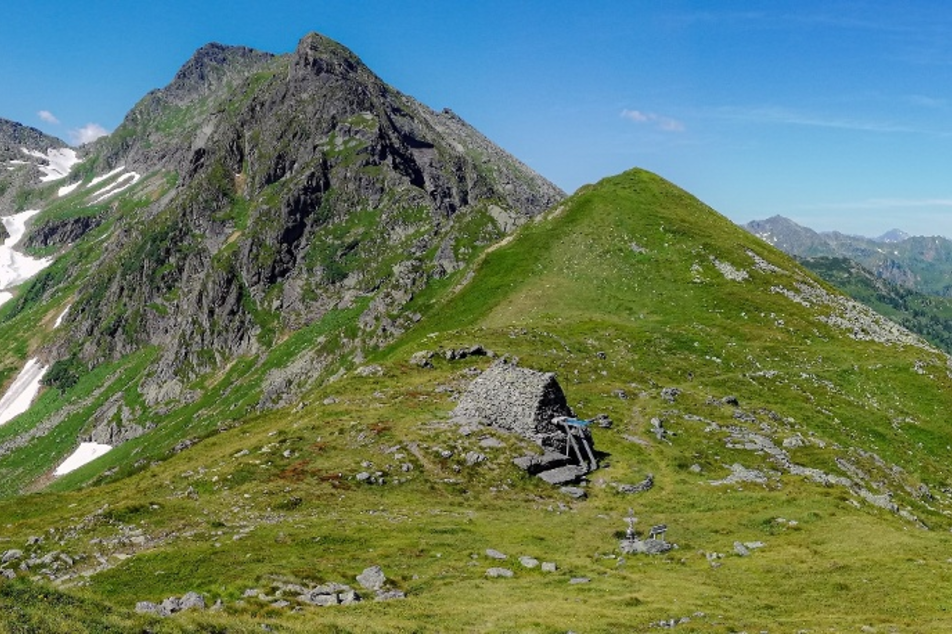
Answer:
(43, 32, 564, 407)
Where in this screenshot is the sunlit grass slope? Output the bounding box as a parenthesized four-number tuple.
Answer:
(4, 169, 952, 632)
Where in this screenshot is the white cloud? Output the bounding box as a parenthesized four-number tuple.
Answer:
(621, 109, 685, 132)
(37, 110, 60, 125)
(69, 123, 109, 145)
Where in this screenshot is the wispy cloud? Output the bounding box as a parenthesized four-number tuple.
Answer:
(37, 110, 59, 125)
(712, 105, 919, 134)
(69, 123, 109, 145)
(620, 109, 685, 132)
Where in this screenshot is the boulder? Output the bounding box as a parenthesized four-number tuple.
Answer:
(619, 539, 673, 555)
(356, 565, 386, 591)
(1, 550, 23, 564)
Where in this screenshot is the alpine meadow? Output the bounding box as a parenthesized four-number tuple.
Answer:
(3, 31, 952, 634)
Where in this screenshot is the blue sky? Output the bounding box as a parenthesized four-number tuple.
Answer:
(4, 1, 952, 237)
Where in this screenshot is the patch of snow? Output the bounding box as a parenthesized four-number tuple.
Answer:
(91, 171, 140, 203)
(21, 147, 79, 182)
(54, 442, 112, 476)
(0, 209, 53, 290)
(88, 166, 127, 188)
(58, 181, 81, 197)
(54, 304, 71, 328)
(0, 358, 47, 426)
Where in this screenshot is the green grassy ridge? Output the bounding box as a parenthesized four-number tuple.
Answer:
(6, 168, 952, 630)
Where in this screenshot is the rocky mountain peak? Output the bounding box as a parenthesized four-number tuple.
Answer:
(0, 118, 66, 161)
(163, 42, 275, 105)
(292, 32, 371, 81)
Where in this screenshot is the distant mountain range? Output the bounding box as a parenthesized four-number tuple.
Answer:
(745, 215, 952, 296)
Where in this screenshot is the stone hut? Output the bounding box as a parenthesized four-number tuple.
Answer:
(452, 359, 574, 443)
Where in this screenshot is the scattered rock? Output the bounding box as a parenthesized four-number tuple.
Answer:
(355, 365, 383, 377)
(464, 451, 487, 466)
(409, 351, 435, 368)
(179, 592, 206, 610)
(518, 556, 539, 568)
(0, 570, 15, 580)
(569, 577, 591, 584)
(375, 589, 406, 601)
(733, 542, 750, 557)
(486, 567, 514, 578)
(560, 486, 587, 499)
(443, 345, 493, 361)
(615, 474, 654, 494)
(1, 550, 23, 564)
(356, 565, 386, 591)
(661, 387, 681, 403)
(485, 549, 507, 560)
(541, 562, 557, 573)
(135, 592, 206, 617)
(650, 417, 668, 441)
(709, 463, 769, 486)
(619, 539, 673, 555)
(593, 413, 613, 428)
(782, 435, 806, 448)
(537, 465, 587, 485)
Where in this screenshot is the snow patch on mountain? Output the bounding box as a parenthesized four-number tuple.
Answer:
(91, 171, 141, 203)
(54, 304, 71, 328)
(0, 209, 53, 292)
(89, 166, 127, 188)
(54, 442, 113, 476)
(20, 147, 79, 182)
(57, 181, 81, 197)
(0, 359, 47, 426)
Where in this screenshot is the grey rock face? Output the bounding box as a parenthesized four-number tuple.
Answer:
(53, 31, 565, 412)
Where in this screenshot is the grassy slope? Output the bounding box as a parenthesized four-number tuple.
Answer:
(4, 170, 952, 631)
(801, 254, 952, 354)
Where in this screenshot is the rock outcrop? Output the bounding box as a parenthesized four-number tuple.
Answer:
(46, 32, 563, 411)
